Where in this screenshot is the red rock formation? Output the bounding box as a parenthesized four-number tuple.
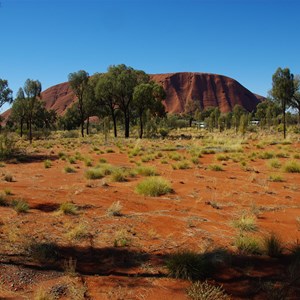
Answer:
(150, 72, 261, 113)
(1, 72, 263, 122)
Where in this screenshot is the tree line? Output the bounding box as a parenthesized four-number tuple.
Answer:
(0, 65, 299, 141)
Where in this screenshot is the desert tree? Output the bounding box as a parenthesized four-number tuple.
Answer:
(184, 99, 199, 127)
(291, 75, 300, 126)
(95, 72, 119, 137)
(23, 79, 42, 143)
(68, 70, 89, 137)
(0, 79, 13, 109)
(232, 104, 246, 133)
(133, 82, 166, 138)
(271, 67, 294, 139)
(11, 88, 27, 137)
(107, 64, 149, 138)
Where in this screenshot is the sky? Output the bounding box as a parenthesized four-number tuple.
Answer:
(1, 0, 300, 112)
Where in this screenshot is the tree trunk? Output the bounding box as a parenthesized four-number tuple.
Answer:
(20, 119, 23, 137)
(189, 117, 193, 127)
(86, 117, 89, 135)
(124, 113, 130, 138)
(139, 115, 143, 139)
(112, 113, 117, 138)
(298, 108, 300, 128)
(81, 120, 84, 137)
(283, 99, 286, 139)
(29, 118, 32, 144)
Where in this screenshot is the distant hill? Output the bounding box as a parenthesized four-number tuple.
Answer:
(1, 72, 264, 122)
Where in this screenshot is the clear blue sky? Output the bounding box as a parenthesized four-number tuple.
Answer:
(1, 0, 299, 112)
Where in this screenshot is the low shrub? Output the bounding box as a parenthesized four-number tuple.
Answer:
(234, 234, 262, 254)
(107, 201, 123, 216)
(85, 168, 105, 179)
(58, 202, 78, 215)
(11, 199, 29, 213)
(166, 250, 214, 280)
(209, 164, 224, 171)
(283, 161, 300, 173)
(44, 159, 52, 168)
(232, 215, 257, 232)
(111, 168, 128, 182)
(64, 166, 76, 173)
(135, 177, 172, 196)
(27, 241, 59, 262)
(135, 166, 158, 176)
(268, 174, 284, 182)
(263, 233, 283, 257)
(187, 281, 231, 300)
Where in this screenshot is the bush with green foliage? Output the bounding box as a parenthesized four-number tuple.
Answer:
(58, 202, 78, 215)
(166, 250, 214, 280)
(135, 177, 172, 196)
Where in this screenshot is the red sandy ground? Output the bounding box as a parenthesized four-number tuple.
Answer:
(0, 132, 299, 299)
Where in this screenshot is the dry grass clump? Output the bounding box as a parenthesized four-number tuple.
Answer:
(187, 281, 231, 300)
(135, 177, 172, 196)
(234, 234, 262, 254)
(11, 199, 29, 213)
(107, 201, 123, 216)
(59, 202, 78, 215)
(135, 165, 158, 176)
(232, 214, 257, 232)
(85, 168, 105, 179)
(283, 160, 300, 173)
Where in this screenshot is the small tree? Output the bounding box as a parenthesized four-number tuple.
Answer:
(291, 75, 300, 127)
(133, 82, 165, 138)
(23, 79, 42, 143)
(184, 99, 198, 127)
(68, 70, 89, 137)
(0, 79, 13, 109)
(11, 88, 27, 137)
(271, 67, 294, 139)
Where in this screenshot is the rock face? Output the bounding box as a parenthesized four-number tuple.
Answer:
(2, 72, 263, 121)
(150, 72, 261, 113)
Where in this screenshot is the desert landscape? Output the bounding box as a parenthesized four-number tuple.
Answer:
(1, 1, 300, 299)
(0, 129, 299, 299)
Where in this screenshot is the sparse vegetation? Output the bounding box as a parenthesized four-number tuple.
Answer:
(234, 234, 262, 254)
(263, 233, 283, 257)
(232, 215, 257, 232)
(59, 202, 78, 215)
(11, 199, 29, 213)
(107, 201, 123, 216)
(135, 176, 172, 196)
(187, 281, 231, 300)
(166, 250, 214, 280)
(283, 160, 300, 173)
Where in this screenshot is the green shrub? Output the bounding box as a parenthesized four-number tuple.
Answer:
(111, 168, 128, 182)
(268, 159, 281, 169)
(85, 168, 105, 179)
(263, 233, 283, 258)
(0, 133, 16, 160)
(44, 160, 52, 168)
(136, 177, 172, 196)
(232, 215, 257, 232)
(58, 202, 78, 215)
(99, 158, 107, 163)
(216, 154, 230, 161)
(234, 234, 262, 254)
(135, 166, 158, 176)
(187, 281, 231, 300)
(268, 174, 284, 182)
(64, 166, 76, 173)
(166, 250, 214, 280)
(209, 164, 224, 171)
(27, 241, 58, 262)
(283, 161, 300, 173)
(0, 194, 8, 206)
(11, 199, 29, 213)
(68, 156, 77, 164)
(258, 151, 274, 159)
(176, 161, 191, 170)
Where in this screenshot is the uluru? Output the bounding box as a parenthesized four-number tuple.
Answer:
(22, 72, 263, 118)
